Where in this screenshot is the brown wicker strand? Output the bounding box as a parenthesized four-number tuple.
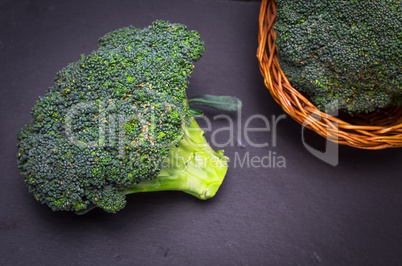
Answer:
(257, 0, 402, 149)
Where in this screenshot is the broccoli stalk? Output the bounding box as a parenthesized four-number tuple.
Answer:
(124, 117, 228, 200)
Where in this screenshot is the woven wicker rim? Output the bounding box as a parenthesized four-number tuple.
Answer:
(257, 0, 402, 149)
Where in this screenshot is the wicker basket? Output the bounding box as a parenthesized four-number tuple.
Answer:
(257, 0, 402, 149)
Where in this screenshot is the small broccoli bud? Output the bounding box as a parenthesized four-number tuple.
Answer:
(123, 118, 228, 200)
(94, 186, 126, 213)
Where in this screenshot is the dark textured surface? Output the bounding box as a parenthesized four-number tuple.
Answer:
(1, 0, 401, 265)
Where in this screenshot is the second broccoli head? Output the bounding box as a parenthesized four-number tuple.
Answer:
(275, 0, 401, 113)
(17, 20, 229, 214)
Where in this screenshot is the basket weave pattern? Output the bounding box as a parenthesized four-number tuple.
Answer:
(257, 0, 402, 149)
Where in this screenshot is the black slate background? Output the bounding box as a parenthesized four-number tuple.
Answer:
(1, 0, 401, 265)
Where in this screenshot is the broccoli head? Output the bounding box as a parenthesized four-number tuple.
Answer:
(17, 20, 238, 214)
(274, 0, 401, 113)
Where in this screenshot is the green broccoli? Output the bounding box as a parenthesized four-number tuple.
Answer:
(274, 0, 401, 113)
(17, 20, 240, 214)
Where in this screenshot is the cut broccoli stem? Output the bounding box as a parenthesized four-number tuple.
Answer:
(123, 117, 228, 199)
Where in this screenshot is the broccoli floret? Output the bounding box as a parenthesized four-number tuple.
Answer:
(17, 20, 238, 214)
(274, 0, 401, 113)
